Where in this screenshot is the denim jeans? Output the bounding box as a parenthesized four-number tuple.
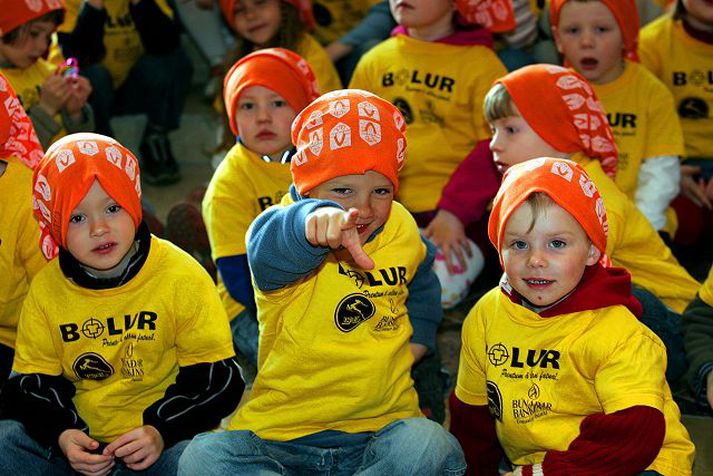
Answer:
(0, 419, 188, 475)
(230, 307, 259, 367)
(178, 418, 466, 475)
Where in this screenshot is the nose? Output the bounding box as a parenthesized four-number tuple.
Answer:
(489, 132, 502, 152)
(527, 249, 547, 268)
(256, 105, 271, 123)
(90, 217, 109, 237)
(580, 29, 595, 48)
(354, 196, 375, 220)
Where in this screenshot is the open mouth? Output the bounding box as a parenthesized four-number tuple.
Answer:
(356, 224, 370, 234)
(524, 278, 554, 288)
(93, 242, 116, 254)
(580, 57, 599, 70)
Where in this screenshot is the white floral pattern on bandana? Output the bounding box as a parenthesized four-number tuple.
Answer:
(0, 75, 43, 169)
(455, 0, 515, 31)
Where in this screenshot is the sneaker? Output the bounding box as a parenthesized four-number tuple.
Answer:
(165, 201, 216, 280)
(140, 132, 181, 186)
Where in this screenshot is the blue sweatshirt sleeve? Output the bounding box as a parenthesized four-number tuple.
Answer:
(247, 199, 342, 292)
(406, 235, 443, 353)
(216, 255, 255, 312)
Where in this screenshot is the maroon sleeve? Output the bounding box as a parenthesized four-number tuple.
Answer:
(448, 392, 503, 476)
(437, 139, 501, 226)
(517, 406, 665, 475)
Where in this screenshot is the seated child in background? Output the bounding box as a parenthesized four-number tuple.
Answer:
(682, 264, 713, 412)
(485, 64, 700, 383)
(450, 157, 695, 475)
(178, 90, 466, 475)
(0, 0, 94, 150)
(0, 75, 46, 386)
(203, 47, 320, 371)
(0, 133, 244, 474)
(639, 0, 713, 248)
(551, 0, 685, 234)
(350, 0, 512, 308)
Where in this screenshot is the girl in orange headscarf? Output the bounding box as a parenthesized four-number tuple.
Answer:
(0, 73, 46, 385)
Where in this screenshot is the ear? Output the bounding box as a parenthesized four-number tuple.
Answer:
(585, 244, 601, 266)
(552, 26, 565, 54)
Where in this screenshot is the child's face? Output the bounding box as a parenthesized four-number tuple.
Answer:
(232, 0, 282, 46)
(0, 21, 55, 69)
(307, 171, 395, 245)
(389, 0, 454, 29)
(489, 110, 566, 174)
(66, 181, 137, 271)
(502, 200, 600, 307)
(236, 85, 296, 158)
(682, 0, 713, 26)
(553, 1, 625, 85)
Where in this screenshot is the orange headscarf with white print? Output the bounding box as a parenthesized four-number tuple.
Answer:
(32, 133, 143, 259)
(455, 0, 516, 32)
(219, 0, 316, 32)
(224, 48, 320, 137)
(498, 64, 619, 178)
(550, 0, 640, 62)
(489, 157, 608, 259)
(0, 74, 43, 169)
(0, 0, 64, 36)
(290, 89, 407, 195)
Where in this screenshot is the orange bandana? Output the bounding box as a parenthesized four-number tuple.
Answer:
(489, 157, 608, 260)
(33, 133, 143, 259)
(498, 64, 618, 178)
(0, 74, 43, 169)
(224, 48, 320, 137)
(0, 0, 64, 36)
(455, 0, 516, 32)
(550, 0, 639, 62)
(220, 0, 316, 32)
(291, 89, 407, 195)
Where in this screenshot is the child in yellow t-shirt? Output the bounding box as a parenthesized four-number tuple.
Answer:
(0, 75, 46, 385)
(350, 0, 513, 308)
(202, 47, 319, 371)
(639, 0, 713, 247)
(0, 133, 243, 474)
(178, 90, 465, 475)
(551, 0, 686, 233)
(0, 0, 94, 149)
(484, 64, 700, 383)
(450, 157, 694, 475)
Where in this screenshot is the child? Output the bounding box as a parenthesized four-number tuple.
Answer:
(449, 157, 695, 475)
(639, 0, 713, 247)
(485, 64, 700, 382)
(0, 133, 244, 474)
(551, 0, 686, 234)
(177, 90, 466, 475)
(0, 0, 94, 150)
(349, 0, 512, 307)
(203, 47, 320, 369)
(57, 0, 193, 186)
(0, 74, 46, 385)
(219, 0, 342, 93)
(682, 263, 713, 412)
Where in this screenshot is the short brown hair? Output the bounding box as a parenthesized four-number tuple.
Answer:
(1, 10, 64, 45)
(484, 83, 519, 123)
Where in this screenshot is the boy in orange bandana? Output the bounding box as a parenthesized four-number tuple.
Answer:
(450, 157, 694, 475)
(485, 64, 700, 383)
(0, 133, 244, 475)
(551, 0, 686, 234)
(178, 90, 466, 475)
(0, 74, 46, 385)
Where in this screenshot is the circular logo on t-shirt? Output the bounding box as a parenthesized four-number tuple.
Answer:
(487, 343, 509, 367)
(392, 97, 413, 124)
(487, 380, 504, 422)
(73, 352, 114, 380)
(334, 293, 376, 332)
(678, 97, 709, 120)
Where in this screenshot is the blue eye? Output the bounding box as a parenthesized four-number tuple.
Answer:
(512, 240, 527, 250)
(550, 240, 566, 249)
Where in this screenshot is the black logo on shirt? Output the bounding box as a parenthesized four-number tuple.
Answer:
(73, 352, 114, 380)
(672, 70, 713, 87)
(335, 293, 376, 332)
(60, 312, 158, 343)
(487, 380, 503, 422)
(487, 343, 510, 367)
(678, 97, 709, 120)
(393, 97, 414, 124)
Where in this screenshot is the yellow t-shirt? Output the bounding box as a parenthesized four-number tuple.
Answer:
(311, 0, 381, 45)
(0, 160, 46, 349)
(203, 142, 293, 319)
(577, 155, 699, 312)
(456, 287, 695, 475)
(60, 0, 175, 88)
(13, 237, 235, 443)
(350, 35, 506, 213)
(639, 16, 713, 159)
(699, 265, 713, 307)
(593, 60, 685, 198)
(231, 200, 423, 439)
(299, 33, 343, 92)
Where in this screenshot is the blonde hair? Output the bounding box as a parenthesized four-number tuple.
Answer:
(484, 83, 519, 123)
(524, 192, 556, 232)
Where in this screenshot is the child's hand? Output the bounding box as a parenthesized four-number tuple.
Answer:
(39, 75, 72, 116)
(409, 343, 428, 363)
(64, 76, 92, 120)
(305, 207, 375, 270)
(423, 209, 472, 274)
(103, 425, 164, 471)
(58, 429, 114, 476)
(680, 165, 712, 210)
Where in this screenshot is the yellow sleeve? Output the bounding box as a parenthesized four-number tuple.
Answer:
(639, 20, 665, 79)
(13, 282, 62, 376)
(300, 34, 343, 93)
(455, 300, 489, 405)
(643, 79, 685, 159)
(699, 266, 713, 307)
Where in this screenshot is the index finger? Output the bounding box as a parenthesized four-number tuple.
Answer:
(340, 208, 360, 230)
(103, 430, 138, 456)
(343, 237, 375, 270)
